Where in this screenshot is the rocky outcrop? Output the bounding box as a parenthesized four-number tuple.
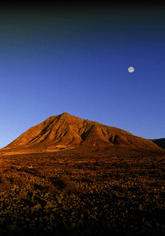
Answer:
(1, 112, 163, 154)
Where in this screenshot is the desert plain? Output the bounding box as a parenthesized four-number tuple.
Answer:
(0, 113, 164, 236)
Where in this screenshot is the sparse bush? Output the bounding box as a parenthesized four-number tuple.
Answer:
(0, 149, 164, 236)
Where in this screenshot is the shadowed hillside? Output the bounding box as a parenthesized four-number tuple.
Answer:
(150, 138, 165, 150)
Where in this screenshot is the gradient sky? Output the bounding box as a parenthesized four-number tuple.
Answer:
(0, 6, 165, 148)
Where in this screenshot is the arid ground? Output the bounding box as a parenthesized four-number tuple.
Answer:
(0, 146, 165, 236)
(0, 113, 165, 235)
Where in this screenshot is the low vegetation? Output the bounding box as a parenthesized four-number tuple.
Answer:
(0, 147, 165, 236)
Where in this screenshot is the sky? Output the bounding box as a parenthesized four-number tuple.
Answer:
(0, 5, 165, 148)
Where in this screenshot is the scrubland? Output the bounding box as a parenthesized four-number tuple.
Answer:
(0, 146, 164, 236)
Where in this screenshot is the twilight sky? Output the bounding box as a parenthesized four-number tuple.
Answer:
(0, 5, 165, 148)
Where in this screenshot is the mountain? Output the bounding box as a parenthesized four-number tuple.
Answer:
(150, 138, 165, 150)
(0, 112, 163, 154)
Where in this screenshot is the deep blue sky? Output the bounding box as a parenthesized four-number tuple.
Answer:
(0, 7, 165, 148)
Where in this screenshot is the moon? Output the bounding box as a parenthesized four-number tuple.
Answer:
(128, 67, 134, 73)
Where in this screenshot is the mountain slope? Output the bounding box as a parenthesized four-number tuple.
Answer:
(1, 112, 162, 153)
(150, 138, 165, 150)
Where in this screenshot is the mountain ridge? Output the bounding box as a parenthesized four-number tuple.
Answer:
(150, 138, 165, 150)
(0, 112, 163, 154)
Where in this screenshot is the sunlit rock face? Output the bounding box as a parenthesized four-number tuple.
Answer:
(1, 112, 162, 154)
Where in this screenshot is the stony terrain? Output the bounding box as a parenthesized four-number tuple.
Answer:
(1, 112, 162, 155)
(0, 113, 164, 236)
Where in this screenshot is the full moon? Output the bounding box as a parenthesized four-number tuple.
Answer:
(128, 67, 134, 73)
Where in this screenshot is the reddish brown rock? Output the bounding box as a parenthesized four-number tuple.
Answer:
(1, 112, 163, 154)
